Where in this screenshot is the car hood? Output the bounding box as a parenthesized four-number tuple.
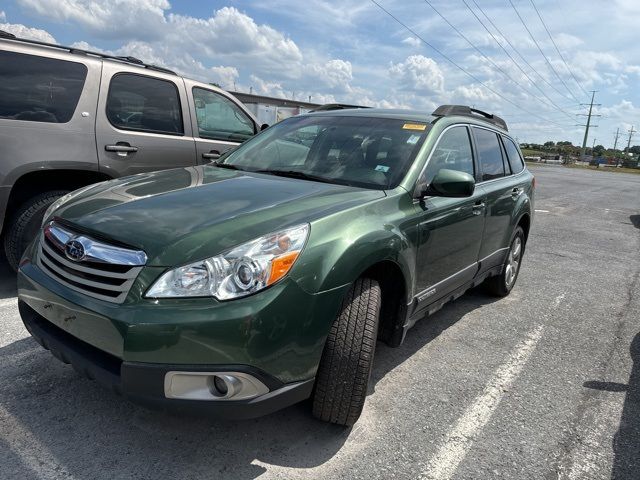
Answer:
(51, 165, 385, 266)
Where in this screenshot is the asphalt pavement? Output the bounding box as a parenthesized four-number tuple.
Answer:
(1, 165, 639, 480)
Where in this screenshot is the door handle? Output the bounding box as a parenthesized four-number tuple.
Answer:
(472, 201, 485, 215)
(511, 187, 523, 198)
(105, 143, 138, 157)
(202, 150, 221, 160)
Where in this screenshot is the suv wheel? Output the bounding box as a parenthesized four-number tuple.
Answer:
(484, 226, 525, 297)
(4, 191, 69, 271)
(312, 277, 381, 426)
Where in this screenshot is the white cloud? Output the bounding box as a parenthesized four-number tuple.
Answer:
(0, 21, 56, 42)
(17, 0, 169, 39)
(209, 66, 239, 90)
(389, 55, 444, 94)
(402, 37, 421, 48)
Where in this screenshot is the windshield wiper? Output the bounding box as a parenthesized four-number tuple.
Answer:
(211, 162, 244, 171)
(253, 169, 339, 185)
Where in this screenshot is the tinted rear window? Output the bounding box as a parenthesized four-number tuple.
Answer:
(0, 50, 87, 123)
(502, 136, 525, 174)
(473, 127, 505, 181)
(106, 74, 183, 135)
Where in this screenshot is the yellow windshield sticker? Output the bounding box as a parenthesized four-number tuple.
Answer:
(403, 123, 427, 131)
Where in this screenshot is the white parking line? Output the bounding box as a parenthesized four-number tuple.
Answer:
(535, 209, 550, 213)
(420, 324, 545, 480)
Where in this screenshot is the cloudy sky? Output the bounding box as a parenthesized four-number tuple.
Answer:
(1, 0, 639, 146)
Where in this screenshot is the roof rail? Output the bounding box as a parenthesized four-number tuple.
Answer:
(310, 103, 369, 112)
(0, 30, 176, 75)
(432, 105, 508, 131)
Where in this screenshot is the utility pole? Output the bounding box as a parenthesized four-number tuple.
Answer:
(626, 126, 636, 152)
(578, 91, 601, 158)
(613, 128, 620, 151)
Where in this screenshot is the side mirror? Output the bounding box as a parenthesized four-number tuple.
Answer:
(422, 169, 475, 198)
(260, 123, 269, 131)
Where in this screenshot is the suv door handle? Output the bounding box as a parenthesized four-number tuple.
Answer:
(105, 143, 138, 157)
(202, 150, 221, 160)
(511, 187, 523, 198)
(472, 201, 485, 215)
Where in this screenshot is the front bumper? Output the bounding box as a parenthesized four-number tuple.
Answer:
(20, 301, 314, 418)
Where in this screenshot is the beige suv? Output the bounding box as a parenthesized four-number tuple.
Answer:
(0, 30, 261, 270)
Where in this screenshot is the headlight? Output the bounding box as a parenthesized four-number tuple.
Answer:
(41, 184, 102, 226)
(145, 224, 309, 300)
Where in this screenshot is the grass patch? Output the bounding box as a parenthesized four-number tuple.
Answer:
(564, 164, 640, 175)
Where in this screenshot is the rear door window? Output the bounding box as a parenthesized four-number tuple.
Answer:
(473, 127, 505, 181)
(0, 50, 87, 123)
(106, 74, 184, 135)
(502, 136, 525, 174)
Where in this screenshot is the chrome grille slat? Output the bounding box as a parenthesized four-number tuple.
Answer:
(37, 222, 147, 304)
(41, 241, 140, 280)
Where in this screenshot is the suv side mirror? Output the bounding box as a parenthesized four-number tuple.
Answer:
(422, 169, 475, 198)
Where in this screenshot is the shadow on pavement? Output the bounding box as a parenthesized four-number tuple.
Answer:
(0, 256, 16, 299)
(630, 215, 640, 229)
(0, 286, 498, 479)
(584, 332, 640, 479)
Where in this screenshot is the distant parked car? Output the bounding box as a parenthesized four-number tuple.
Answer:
(0, 31, 261, 270)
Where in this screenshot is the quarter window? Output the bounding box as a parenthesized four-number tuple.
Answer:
(107, 74, 183, 135)
(502, 136, 524, 174)
(473, 127, 505, 181)
(0, 50, 87, 124)
(192, 88, 255, 142)
(423, 126, 474, 184)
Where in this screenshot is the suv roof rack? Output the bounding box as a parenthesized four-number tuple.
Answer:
(432, 105, 508, 131)
(310, 103, 370, 112)
(0, 30, 176, 75)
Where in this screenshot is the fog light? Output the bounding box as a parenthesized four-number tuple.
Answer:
(164, 371, 269, 401)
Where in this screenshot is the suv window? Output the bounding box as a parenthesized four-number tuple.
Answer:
(502, 136, 524, 174)
(107, 74, 183, 135)
(423, 126, 474, 184)
(0, 50, 87, 124)
(473, 127, 505, 181)
(193, 88, 254, 141)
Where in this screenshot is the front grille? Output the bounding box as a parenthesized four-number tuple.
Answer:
(37, 222, 146, 304)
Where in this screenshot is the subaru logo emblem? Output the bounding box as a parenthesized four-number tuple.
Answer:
(64, 239, 85, 262)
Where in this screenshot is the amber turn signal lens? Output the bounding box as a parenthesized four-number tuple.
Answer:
(267, 251, 300, 285)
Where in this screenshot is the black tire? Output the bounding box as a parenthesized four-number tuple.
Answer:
(484, 226, 525, 297)
(312, 277, 381, 426)
(3, 190, 68, 271)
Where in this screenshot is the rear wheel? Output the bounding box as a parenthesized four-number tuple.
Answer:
(484, 226, 525, 297)
(3, 191, 68, 271)
(312, 277, 381, 427)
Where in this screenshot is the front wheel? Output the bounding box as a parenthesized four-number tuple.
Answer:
(312, 277, 381, 426)
(484, 226, 525, 297)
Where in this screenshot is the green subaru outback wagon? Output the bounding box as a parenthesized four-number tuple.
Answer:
(18, 105, 534, 426)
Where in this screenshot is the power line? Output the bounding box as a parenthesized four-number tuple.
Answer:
(508, 0, 581, 103)
(422, 0, 575, 121)
(460, 0, 576, 121)
(470, 0, 576, 104)
(368, 0, 573, 128)
(528, 0, 589, 97)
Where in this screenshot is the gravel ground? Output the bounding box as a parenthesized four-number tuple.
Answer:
(1, 165, 639, 480)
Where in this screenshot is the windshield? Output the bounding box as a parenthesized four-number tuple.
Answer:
(220, 115, 430, 189)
